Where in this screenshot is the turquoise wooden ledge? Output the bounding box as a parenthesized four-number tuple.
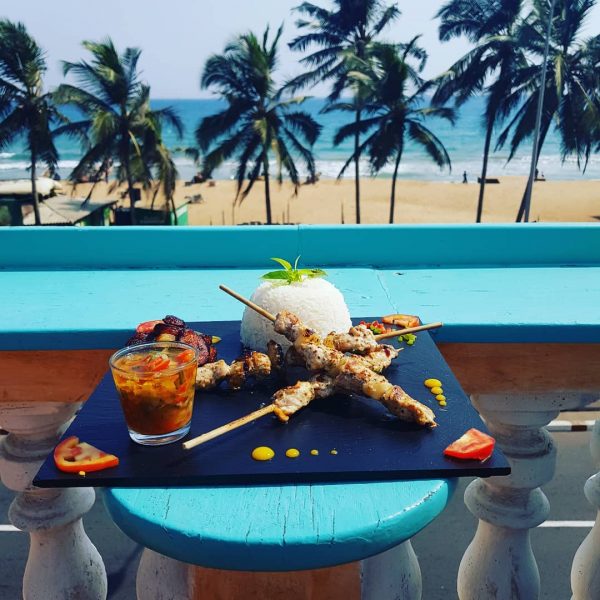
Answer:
(1, 224, 599, 349)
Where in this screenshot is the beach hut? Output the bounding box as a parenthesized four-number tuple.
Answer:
(21, 195, 116, 226)
(0, 179, 116, 226)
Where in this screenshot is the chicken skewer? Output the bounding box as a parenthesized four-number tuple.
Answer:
(196, 342, 283, 391)
(195, 330, 396, 393)
(272, 310, 436, 427)
(182, 373, 337, 450)
(220, 285, 436, 427)
(183, 289, 437, 450)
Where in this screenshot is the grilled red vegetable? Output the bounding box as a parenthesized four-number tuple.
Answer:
(128, 316, 217, 366)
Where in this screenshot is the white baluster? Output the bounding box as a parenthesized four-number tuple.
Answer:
(457, 393, 570, 600)
(361, 540, 422, 599)
(0, 402, 107, 600)
(571, 419, 600, 600)
(136, 549, 191, 600)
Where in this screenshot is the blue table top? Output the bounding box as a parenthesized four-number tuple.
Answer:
(104, 478, 455, 570)
(1, 223, 599, 350)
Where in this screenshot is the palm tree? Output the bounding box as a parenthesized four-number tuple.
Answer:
(433, 0, 525, 222)
(0, 20, 64, 225)
(198, 25, 321, 225)
(496, 0, 600, 221)
(288, 0, 400, 224)
(333, 42, 454, 223)
(54, 39, 183, 225)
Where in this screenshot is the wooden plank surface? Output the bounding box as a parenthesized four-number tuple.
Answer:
(189, 563, 359, 600)
(3, 343, 598, 405)
(0, 349, 113, 404)
(439, 343, 600, 394)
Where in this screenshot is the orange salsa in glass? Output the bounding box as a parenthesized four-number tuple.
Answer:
(110, 342, 198, 444)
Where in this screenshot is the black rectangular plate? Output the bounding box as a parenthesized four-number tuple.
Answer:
(34, 319, 510, 487)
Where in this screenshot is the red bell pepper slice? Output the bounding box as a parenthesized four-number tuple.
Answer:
(54, 436, 119, 473)
(382, 314, 420, 328)
(443, 428, 495, 461)
(136, 319, 163, 334)
(175, 348, 196, 364)
(145, 355, 171, 371)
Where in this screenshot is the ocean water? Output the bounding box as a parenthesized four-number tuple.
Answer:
(1, 96, 599, 182)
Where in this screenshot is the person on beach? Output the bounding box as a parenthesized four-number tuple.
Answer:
(462, 171, 468, 184)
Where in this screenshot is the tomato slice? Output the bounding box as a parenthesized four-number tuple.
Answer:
(382, 314, 420, 328)
(360, 320, 391, 334)
(54, 436, 119, 473)
(444, 428, 495, 461)
(136, 320, 163, 334)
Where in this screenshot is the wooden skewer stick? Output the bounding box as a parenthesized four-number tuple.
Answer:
(374, 321, 443, 341)
(219, 284, 276, 322)
(183, 404, 275, 450)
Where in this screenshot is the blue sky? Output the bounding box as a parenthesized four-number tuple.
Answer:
(3, 0, 600, 98)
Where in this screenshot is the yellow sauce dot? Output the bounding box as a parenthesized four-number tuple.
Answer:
(424, 378, 442, 388)
(285, 448, 300, 458)
(435, 394, 446, 402)
(439, 400, 447, 407)
(251, 446, 275, 461)
(78, 471, 86, 477)
(310, 449, 319, 456)
(330, 449, 338, 455)
(430, 386, 444, 395)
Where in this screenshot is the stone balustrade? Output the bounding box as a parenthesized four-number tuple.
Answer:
(0, 402, 107, 600)
(571, 419, 600, 600)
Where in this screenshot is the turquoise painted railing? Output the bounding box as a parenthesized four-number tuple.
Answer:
(1, 223, 599, 269)
(1, 224, 599, 349)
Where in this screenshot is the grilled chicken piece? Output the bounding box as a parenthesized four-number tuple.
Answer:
(266, 340, 284, 371)
(284, 345, 307, 368)
(272, 374, 335, 422)
(358, 344, 400, 373)
(195, 352, 272, 390)
(324, 324, 380, 354)
(336, 357, 436, 428)
(196, 360, 231, 390)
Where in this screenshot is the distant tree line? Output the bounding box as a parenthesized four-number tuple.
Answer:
(0, 0, 599, 225)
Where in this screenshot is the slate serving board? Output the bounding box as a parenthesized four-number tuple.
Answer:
(34, 319, 510, 487)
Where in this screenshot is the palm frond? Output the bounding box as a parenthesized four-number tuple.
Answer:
(407, 120, 452, 171)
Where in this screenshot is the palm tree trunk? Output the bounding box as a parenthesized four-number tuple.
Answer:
(354, 108, 361, 224)
(30, 149, 41, 225)
(170, 195, 178, 225)
(389, 145, 403, 224)
(122, 151, 137, 226)
(263, 152, 272, 225)
(476, 122, 494, 223)
(515, 120, 551, 222)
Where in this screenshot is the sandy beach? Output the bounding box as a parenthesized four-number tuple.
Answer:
(63, 176, 600, 225)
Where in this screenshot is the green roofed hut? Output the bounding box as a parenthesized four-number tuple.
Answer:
(0, 179, 115, 226)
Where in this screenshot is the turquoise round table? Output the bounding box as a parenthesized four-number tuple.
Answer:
(104, 478, 454, 599)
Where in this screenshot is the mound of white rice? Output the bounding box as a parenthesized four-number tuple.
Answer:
(241, 278, 352, 352)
